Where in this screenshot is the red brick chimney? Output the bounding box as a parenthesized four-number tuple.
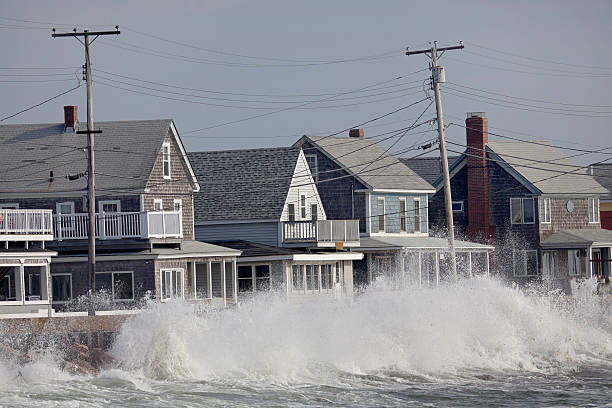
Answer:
(63, 105, 78, 131)
(349, 128, 364, 138)
(465, 112, 493, 242)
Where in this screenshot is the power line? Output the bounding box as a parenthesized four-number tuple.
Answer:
(0, 82, 82, 122)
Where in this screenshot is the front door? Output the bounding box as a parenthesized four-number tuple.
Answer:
(99, 200, 121, 238)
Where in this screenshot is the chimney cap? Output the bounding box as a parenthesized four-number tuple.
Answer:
(467, 112, 486, 118)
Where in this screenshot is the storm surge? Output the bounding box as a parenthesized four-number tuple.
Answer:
(111, 277, 612, 382)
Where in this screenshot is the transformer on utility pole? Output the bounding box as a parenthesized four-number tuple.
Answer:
(52, 27, 120, 314)
(406, 40, 464, 279)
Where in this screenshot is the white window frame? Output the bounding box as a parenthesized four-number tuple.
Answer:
(512, 250, 538, 277)
(540, 197, 551, 224)
(173, 199, 182, 213)
(300, 194, 307, 219)
(51, 273, 73, 304)
(567, 249, 586, 276)
(377, 197, 385, 233)
(237, 263, 272, 293)
(153, 199, 163, 212)
(160, 268, 184, 301)
(56, 201, 75, 215)
(95, 271, 135, 302)
(0, 203, 19, 209)
(399, 198, 407, 232)
(305, 154, 318, 181)
(162, 142, 171, 179)
(99, 199, 121, 213)
(413, 197, 421, 233)
(510, 197, 535, 225)
(588, 198, 600, 223)
(452, 201, 464, 213)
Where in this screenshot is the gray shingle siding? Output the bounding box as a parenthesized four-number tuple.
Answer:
(195, 222, 279, 247)
(370, 193, 428, 234)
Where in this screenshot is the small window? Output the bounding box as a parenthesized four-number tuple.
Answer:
(413, 198, 421, 233)
(510, 197, 535, 224)
(399, 199, 407, 232)
(238, 265, 253, 292)
(173, 199, 182, 213)
(288, 203, 295, 222)
(305, 154, 318, 182)
(588, 198, 600, 223)
(452, 201, 463, 213)
(377, 198, 385, 232)
(300, 194, 306, 219)
(154, 199, 163, 211)
(56, 201, 75, 215)
(540, 198, 551, 223)
(311, 204, 318, 221)
(162, 143, 171, 179)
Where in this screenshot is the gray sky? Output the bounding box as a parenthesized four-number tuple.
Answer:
(1, 0, 611, 165)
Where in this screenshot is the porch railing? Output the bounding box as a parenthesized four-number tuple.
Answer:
(0, 209, 54, 239)
(282, 220, 360, 246)
(54, 211, 182, 240)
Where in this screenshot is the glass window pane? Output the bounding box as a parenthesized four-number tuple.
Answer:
(97, 273, 112, 295)
(292, 265, 303, 290)
(173, 270, 183, 298)
(195, 263, 209, 298)
(511, 198, 522, 224)
(526, 252, 538, 276)
(52, 275, 71, 302)
(114, 273, 133, 300)
(523, 199, 535, 223)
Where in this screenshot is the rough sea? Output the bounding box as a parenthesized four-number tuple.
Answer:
(1, 277, 611, 407)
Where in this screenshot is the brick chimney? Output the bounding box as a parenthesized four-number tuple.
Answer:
(349, 128, 364, 138)
(465, 112, 493, 242)
(63, 105, 78, 132)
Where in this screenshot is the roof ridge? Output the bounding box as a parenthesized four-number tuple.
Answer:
(189, 146, 299, 155)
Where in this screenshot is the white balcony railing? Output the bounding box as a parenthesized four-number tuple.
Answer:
(0, 209, 54, 240)
(282, 220, 360, 247)
(54, 211, 182, 241)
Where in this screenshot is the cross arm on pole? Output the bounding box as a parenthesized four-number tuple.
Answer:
(51, 30, 120, 38)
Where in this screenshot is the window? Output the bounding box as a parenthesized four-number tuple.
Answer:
(305, 154, 318, 181)
(377, 198, 385, 232)
(311, 204, 318, 221)
(510, 197, 535, 224)
(320, 264, 333, 290)
(399, 199, 407, 232)
(95, 271, 134, 301)
(568, 250, 587, 276)
(452, 201, 463, 213)
(540, 197, 551, 223)
(51, 273, 72, 303)
(288, 203, 296, 222)
(56, 201, 75, 235)
(414, 198, 421, 233)
(0, 203, 19, 209)
(255, 265, 270, 290)
(161, 268, 183, 300)
(154, 199, 163, 211)
(292, 265, 304, 290)
(300, 194, 306, 219)
(588, 198, 600, 223)
(56, 201, 75, 215)
(513, 250, 538, 277)
(173, 199, 182, 213)
(238, 265, 253, 292)
(162, 142, 171, 178)
(99, 200, 120, 213)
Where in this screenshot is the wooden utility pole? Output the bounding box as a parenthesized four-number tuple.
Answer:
(52, 27, 120, 314)
(406, 41, 463, 279)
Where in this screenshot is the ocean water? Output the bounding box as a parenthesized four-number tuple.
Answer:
(0, 277, 611, 407)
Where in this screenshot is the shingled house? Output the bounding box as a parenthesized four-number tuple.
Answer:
(428, 112, 611, 291)
(0, 106, 240, 310)
(293, 131, 493, 288)
(589, 163, 612, 230)
(189, 147, 362, 299)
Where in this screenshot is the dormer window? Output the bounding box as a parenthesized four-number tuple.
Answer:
(162, 142, 171, 179)
(588, 198, 600, 223)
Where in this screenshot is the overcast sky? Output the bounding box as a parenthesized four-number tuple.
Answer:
(1, 0, 611, 165)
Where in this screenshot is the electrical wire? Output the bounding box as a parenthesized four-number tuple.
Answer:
(0, 82, 82, 122)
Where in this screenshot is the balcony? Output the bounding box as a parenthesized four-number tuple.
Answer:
(281, 220, 360, 247)
(54, 211, 182, 241)
(0, 209, 54, 241)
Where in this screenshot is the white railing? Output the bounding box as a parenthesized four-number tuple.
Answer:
(282, 220, 359, 245)
(0, 209, 54, 239)
(54, 211, 182, 240)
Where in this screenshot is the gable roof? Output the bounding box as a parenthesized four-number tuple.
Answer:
(486, 140, 607, 195)
(294, 135, 434, 192)
(589, 163, 612, 200)
(0, 119, 196, 196)
(189, 147, 302, 222)
(400, 156, 459, 185)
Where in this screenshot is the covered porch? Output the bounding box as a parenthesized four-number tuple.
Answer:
(540, 229, 612, 294)
(353, 236, 494, 288)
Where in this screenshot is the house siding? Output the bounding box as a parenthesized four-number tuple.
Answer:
(370, 193, 428, 234)
(0, 195, 140, 214)
(144, 129, 195, 239)
(539, 197, 600, 240)
(280, 151, 326, 222)
(195, 222, 279, 247)
(429, 165, 469, 237)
